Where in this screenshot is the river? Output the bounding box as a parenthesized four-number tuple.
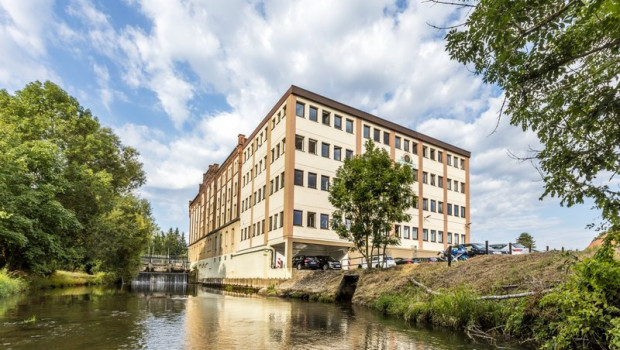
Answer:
(0, 285, 517, 349)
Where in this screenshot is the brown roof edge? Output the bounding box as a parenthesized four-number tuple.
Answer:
(289, 85, 471, 158)
(242, 86, 294, 148)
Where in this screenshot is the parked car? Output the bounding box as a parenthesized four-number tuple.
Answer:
(292, 255, 320, 270)
(315, 256, 342, 270)
(490, 243, 530, 255)
(394, 257, 415, 265)
(461, 243, 503, 256)
(359, 255, 397, 269)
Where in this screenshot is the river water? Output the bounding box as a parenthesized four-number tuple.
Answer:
(0, 285, 516, 349)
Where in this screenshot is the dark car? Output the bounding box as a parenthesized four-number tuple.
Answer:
(461, 243, 502, 256)
(315, 256, 342, 270)
(292, 255, 320, 270)
(394, 257, 415, 265)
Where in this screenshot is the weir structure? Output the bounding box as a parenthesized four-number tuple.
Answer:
(131, 255, 190, 291)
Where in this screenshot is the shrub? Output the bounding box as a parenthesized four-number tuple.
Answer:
(0, 268, 27, 297)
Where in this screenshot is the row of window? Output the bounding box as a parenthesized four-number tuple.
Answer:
(241, 210, 286, 241)
(242, 138, 286, 186)
(394, 225, 465, 244)
(241, 171, 286, 213)
(421, 198, 467, 217)
(244, 108, 287, 162)
(294, 169, 330, 191)
(296, 102, 355, 133)
(295, 134, 354, 161)
(362, 125, 419, 154)
(422, 172, 466, 193)
(293, 210, 330, 229)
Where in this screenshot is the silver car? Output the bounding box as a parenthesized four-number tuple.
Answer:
(490, 243, 530, 255)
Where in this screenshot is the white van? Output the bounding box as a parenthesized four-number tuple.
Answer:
(358, 255, 397, 269)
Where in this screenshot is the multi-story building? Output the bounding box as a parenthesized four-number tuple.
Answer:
(189, 86, 470, 280)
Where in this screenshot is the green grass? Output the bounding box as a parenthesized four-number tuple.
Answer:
(28, 270, 114, 289)
(0, 268, 27, 297)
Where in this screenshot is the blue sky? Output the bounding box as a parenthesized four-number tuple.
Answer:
(0, 0, 601, 249)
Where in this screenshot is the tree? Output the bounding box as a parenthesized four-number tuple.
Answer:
(150, 227, 188, 257)
(329, 140, 415, 268)
(516, 232, 536, 249)
(439, 0, 620, 233)
(0, 81, 155, 278)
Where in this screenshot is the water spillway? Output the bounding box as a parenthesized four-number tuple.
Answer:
(132, 272, 188, 285)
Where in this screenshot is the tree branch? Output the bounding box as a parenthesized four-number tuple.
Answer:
(423, 0, 477, 8)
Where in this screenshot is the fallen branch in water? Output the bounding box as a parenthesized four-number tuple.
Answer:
(409, 278, 553, 300)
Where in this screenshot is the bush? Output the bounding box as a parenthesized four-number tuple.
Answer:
(0, 268, 27, 297)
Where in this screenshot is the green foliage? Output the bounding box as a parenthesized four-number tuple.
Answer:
(329, 140, 415, 266)
(150, 227, 188, 257)
(516, 232, 536, 249)
(0, 268, 27, 297)
(534, 233, 620, 349)
(444, 0, 620, 232)
(0, 81, 155, 278)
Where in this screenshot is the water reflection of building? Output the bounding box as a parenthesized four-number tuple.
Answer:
(188, 86, 470, 281)
(184, 288, 468, 349)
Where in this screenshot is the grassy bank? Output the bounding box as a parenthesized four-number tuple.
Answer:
(0, 269, 116, 297)
(0, 268, 27, 297)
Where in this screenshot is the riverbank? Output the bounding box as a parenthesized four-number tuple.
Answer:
(0, 270, 114, 297)
(271, 249, 618, 348)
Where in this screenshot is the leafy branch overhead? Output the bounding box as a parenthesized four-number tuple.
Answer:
(438, 0, 620, 231)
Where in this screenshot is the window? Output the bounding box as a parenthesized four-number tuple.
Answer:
(281, 172, 285, 188)
(430, 174, 436, 186)
(293, 210, 303, 226)
(430, 200, 436, 212)
(454, 182, 459, 192)
(431, 230, 436, 242)
(296, 102, 305, 117)
(334, 146, 342, 161)
(447, 154, 452, 166)
(423, 198, 428, 211)
(423, 146, 428, 158)
(295, 135, 304, 151)
(404, 226, 410, 239)
(438, 201, 443, 214)
(308, 172, 317, 188)
(454, 204, 459, 216)
(261, 220, 265, 234)
(320, 214, 329, 229)
(447, 203, 452, 215)
(404, 140, 410, 152)
(294, 169, 303, 186)
(383, 131, 390, 145)
(447, 232, 452, 244)
(363, 125, 370, 139)
(345, 149, 353, 160)
(430, 149, 435, 160)
(321, 175, 330, 191)
(438, 151, 443, 162)
(346, 119, 354, 133)
(461, 206, 466, 218)
(423, 172, 428, 184)
(461, 234, 466, 244)
(280, 211, 284, 227)
(460, 159, 465, 169)
(307, 212, 316, 228)
(275, 175, 280, 191)
(412, 142, 418, 154)
(274, 213, 278, 229)
(438, 231, 444, 243)
(334, 115, 342, 129)
(453, 156, 459, 167)
(308, 139, 317, 154)
(410, 227, 417, 240)
(423, 229, 429, 241)
(321, 142, 330, 158)
(395, 136, 401, 149)
(374, 128, 380, 142)
(395, 225, 401, 238)
(461, 182, 466, 194)
(454, 234, 460, 244)
(309, 106, 318, 121)
(438, 176, 443, 188)
(447, 178, 452, 190)
(322, 111, 330, 125)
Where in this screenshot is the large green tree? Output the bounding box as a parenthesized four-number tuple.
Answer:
(151, 227, 188, 257)
(0, 81, 155, 278)
(441, 0, 619, 232)
(329, 140, 415, 268)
